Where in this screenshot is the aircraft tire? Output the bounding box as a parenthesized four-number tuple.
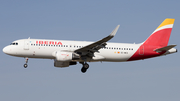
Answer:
(81, 67, 87, 73)
(84, 63, 89, 69)
(24, 64, 28, 68)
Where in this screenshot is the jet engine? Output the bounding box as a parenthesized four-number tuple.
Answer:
(53, 51, 80, 67)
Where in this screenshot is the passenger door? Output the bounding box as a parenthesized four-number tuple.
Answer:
(24, 40, 29, 50)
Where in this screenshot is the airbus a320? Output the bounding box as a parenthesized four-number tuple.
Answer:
(3, 18, 177, 73)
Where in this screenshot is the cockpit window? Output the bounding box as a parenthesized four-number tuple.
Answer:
(10, 42, 18, 45)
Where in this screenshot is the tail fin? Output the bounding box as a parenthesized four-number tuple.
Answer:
(143, 18, 175, 47)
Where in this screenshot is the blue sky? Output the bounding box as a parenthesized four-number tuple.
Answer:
(0, 0, 180, 101)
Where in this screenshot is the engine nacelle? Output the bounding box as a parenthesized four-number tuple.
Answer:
(53, 51, 80, 62)
(56, 51, 72, 61)
(54, 60, 77, 68)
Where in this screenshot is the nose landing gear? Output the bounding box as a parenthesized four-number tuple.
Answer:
(24, 57, 28, 68)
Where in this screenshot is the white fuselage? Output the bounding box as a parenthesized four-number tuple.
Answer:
(3, 39, 141, 62)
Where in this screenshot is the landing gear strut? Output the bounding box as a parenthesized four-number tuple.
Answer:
(24, 57, 28, 68)
(80, 62, 89, 73)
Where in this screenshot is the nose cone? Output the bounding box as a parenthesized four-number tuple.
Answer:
(3, 46, 12, 55)
(3, 46, 8, 54)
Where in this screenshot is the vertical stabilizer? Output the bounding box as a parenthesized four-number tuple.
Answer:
(143, 18, 175, 47)
(128, 18, 175, 61)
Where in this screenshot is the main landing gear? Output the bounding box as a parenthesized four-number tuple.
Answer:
(23, 57, 28, 68)
(80, 62, 89, 73)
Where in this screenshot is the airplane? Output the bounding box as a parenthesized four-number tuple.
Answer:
(3, 18, 177, 73)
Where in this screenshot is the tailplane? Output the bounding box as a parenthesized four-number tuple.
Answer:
(143, 18, 175, 47)
(154, 45, 176, 52)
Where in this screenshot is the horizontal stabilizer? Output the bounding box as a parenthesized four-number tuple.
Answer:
(154, 45, 177, 52)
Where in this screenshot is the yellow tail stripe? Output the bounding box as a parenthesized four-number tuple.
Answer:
(156, 18, 175, 30)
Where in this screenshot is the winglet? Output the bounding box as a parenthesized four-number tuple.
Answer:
(109, 25, 120, 37)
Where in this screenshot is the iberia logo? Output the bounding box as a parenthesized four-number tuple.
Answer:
(36, 41, 62, 45)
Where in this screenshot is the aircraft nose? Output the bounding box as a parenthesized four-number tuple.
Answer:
(3, 46, 8, 54)
(3, 46, 11, 54)
(3, 46, 17, 56)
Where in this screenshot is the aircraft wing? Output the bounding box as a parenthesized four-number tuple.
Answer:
(75, 25, 120, 58)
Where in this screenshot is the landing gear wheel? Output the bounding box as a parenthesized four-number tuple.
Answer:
(23, 57, 28, 68)
(84, 63, 89, 69)
(24, 64, 28, 68)
(79, 61, 89, 73)
(81, 67, 87, 73)
(81, 63, 89, 73)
